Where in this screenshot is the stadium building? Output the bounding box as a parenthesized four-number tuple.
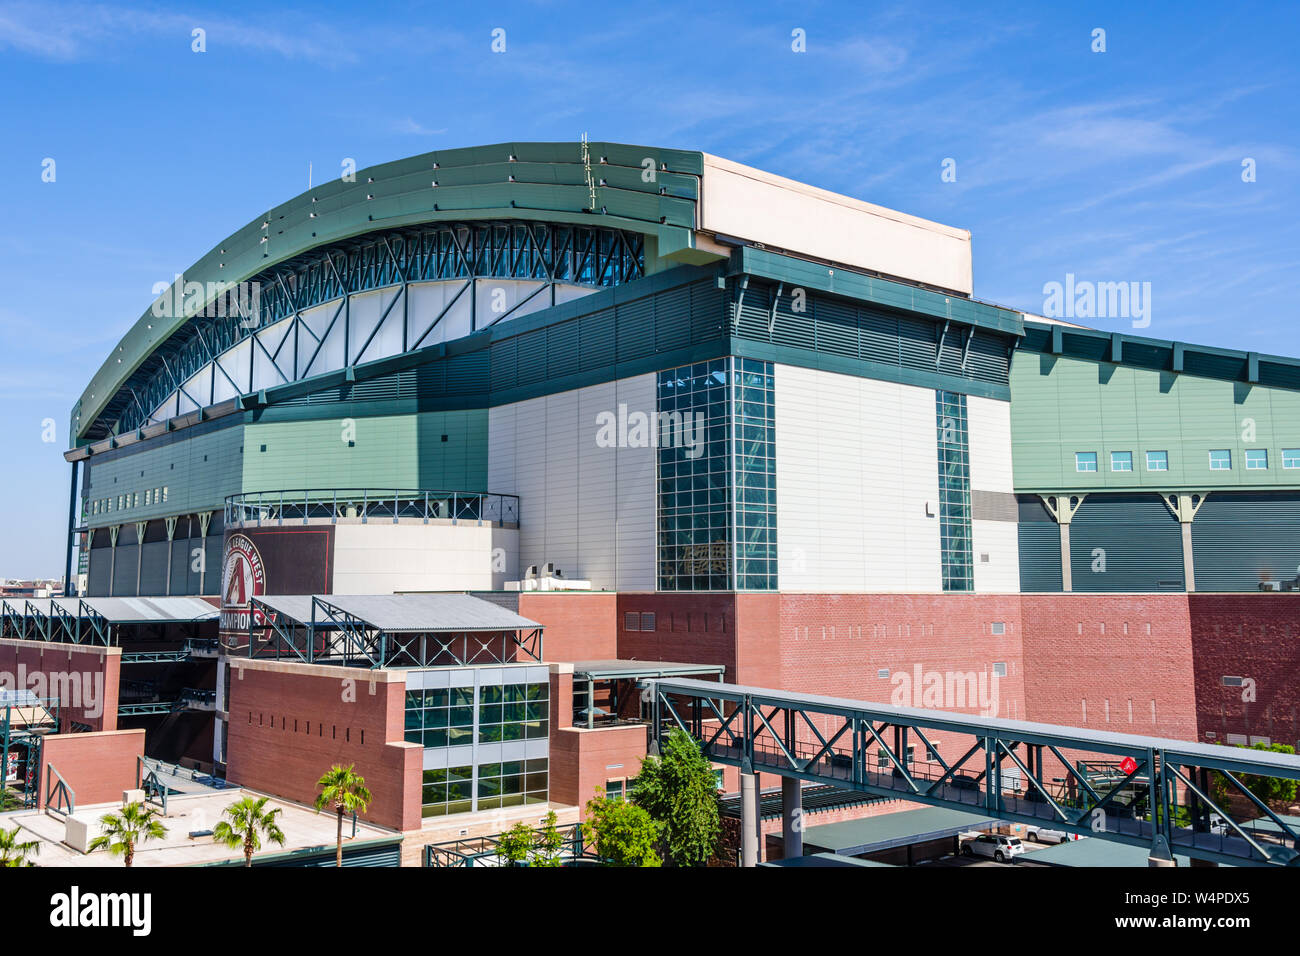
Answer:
(5, 141, 1299, 862)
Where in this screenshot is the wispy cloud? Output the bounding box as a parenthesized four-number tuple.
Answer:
(0, 2, 363, 64)
(393, 117, 448, 137)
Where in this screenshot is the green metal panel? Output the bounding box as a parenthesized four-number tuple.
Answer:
(1067, 494, 1184, 592)
(1011, 352, 1300, 492)
(730, 246, 1024, 335)
(74, 142, 707, 442)
(1191, 492, 1300, 591)
(83, 419, 245, 529)
(241, 409, 487, 493)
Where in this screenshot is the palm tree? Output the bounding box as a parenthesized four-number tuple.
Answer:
(213, 796, 286, 867)
(88, 801, 167, 867)
(0, 825, 40, 867)
(314, 764, 372, 867)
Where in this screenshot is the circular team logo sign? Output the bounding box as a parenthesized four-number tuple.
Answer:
(220, 533, 267, 633)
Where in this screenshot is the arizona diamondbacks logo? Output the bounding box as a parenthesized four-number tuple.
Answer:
(219, 533, 266, 632)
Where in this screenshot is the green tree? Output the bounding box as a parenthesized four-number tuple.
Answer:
(0, 825, 40, 867)
(214, 796, 286, 867)
(584, 789, 661, 867)
(88, 801, 167, 867)
(531, 810, 565, 867)
(314, 764, 373, 867)
(1236, 742, 1298, 805)
(497, 820, 535, 866)
(632, 728, 720, 866)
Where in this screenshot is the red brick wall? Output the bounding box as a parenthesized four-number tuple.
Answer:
(40, 729, 144, 808)
(518, 592, 618, 661)
(1188, 594, 1300, 748)
(0, 638, 120, 732)
(549, 723, 651, 815)
(778, 594, 1025, 715)
(615, 592, 737, 674)
(225, 659, 420, 831)
(1021, 594, 1198, 739)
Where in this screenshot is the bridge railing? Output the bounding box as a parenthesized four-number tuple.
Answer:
(647, 678, 1300, 867)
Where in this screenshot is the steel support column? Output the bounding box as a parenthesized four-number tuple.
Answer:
(740, 771, 758, 867)
(63, 460, 79, 596)
(782, 776, 803, 860)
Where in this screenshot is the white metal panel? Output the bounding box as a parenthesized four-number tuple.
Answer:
(407, 280, 473, 348)
(348, 287, 405, 365)
(542, 390, 581, 576)
(180, 364, 210, 411)
(577, 381, 619, 588)
(486, 373, 656, 590)
(972, 519, 1020, 593)
(775, 364, 941, 592)
(700, 153, 973, 294)
(299, 298, 344, 377)
(213, 338, 251, 403)
(967, 396, 1015, 493)
(613, 374, 656, 590)
(475, 278, 549, 329)
(252, 317, 294, 391)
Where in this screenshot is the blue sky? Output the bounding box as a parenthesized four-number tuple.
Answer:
(1, 0, 1297, 577)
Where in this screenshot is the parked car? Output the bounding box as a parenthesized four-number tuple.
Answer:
(962, 833, 1025, 863)
(1024, 825, 1078, 844)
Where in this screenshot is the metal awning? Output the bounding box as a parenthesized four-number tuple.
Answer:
(802, 807, 996, 856)
(760, 853, 894, 868)
(571, 659, 726, 682)
(255, 593, 539, 633)
(2, 596, 218, 624)
(720, 784, 891, 822)
(246, 593, 544, 669)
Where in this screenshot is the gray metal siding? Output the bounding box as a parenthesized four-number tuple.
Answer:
(138, 541, 170, 595)
(111, 544, 140, 596)
(87, 547, 112, 596)
(1016, 495, 1062, 592)
(1068, 494, 1184, 592)
(1192, 491, 1300, 591)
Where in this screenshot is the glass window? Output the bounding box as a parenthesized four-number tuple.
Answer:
(1146, 450, 1169, 471)
(1283, 449, 1300, 469)
(420, 766, 473, 818)
(1208, 450, 1232, 471)
(1075, 452, 1098, 473)
(1245, 449, 1269, 470)
(1110, 451, 1133, 472)
(606, 779, 625, 802)
(936, 391, 973, 593)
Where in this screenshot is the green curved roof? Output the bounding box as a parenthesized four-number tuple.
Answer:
(73, 141, 706, 444)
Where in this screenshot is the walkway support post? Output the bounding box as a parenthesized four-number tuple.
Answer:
(740, 771, 758, 867)
(782, 776, 803, 860)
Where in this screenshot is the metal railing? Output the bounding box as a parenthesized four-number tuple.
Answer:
(44, 763, 75, 817)
(226, 489, 520, 528)
(425, 822, 586, 867)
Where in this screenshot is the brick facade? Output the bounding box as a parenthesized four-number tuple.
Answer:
(39, 728, 145, 808)
(1188, 593, 1300, 749)
(0, 638, 120, 732)
(225, 658, 421, 831)
(518, 591, 619, 661)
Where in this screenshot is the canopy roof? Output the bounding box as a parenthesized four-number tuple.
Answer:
(254, 592, 540, 634)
